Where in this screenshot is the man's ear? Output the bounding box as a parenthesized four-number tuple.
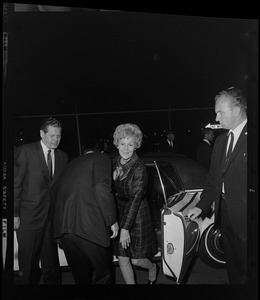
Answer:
(233, 106, 241, 117)
(40, 130, 44, 138)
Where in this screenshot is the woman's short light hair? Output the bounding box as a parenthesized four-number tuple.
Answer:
(113, 123, 143, 149)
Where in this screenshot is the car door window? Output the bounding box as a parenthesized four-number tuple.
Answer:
(156, 163, 182, 200)
(146, 166, 164, 230)
(146, 162, 182, 229)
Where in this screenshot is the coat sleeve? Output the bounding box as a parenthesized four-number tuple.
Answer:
(121, 161, 146, 230)
(196, 142, 212, 170)
(196, 135, 224, 214)
(92, 153, 117, 226)
(14, 146, 27, 217)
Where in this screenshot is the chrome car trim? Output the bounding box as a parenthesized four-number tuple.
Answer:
(204, 224, 225, 264)
(179, 192, 198, 213)
(154, 160, 168, 208)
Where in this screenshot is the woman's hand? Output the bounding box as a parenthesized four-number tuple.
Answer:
(120, 228, 131, 249)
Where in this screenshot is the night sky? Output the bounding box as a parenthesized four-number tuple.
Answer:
(2, 8, 258, 297)
(3, 6, 257, 159)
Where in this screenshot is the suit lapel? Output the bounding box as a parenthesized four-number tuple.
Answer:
(220, 133, 229, 169)
(227, 124, 247, 168)
(36, 141, 49, 181)
(53, 150, 62, 183)
(53, 150, 58, 181)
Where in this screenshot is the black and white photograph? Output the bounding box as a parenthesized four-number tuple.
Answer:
(2, 3, 258, 300)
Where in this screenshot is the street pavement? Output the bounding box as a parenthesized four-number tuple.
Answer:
(12, 257, 256, 300)
(54, 255, 229, 285)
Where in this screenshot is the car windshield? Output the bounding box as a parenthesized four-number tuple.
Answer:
(171, 156, 207, 190)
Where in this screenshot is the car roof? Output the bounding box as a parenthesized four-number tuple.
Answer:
(140, 152, 207, 190)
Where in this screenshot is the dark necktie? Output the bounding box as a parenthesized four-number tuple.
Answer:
(47, 150, 53, 181)
(223, 131, 234, 173)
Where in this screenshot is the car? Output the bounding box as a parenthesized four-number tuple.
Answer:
(141, 152, 226, 284)
(11, 152, 225, 284)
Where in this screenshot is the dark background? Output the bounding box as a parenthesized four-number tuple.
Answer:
(3, 5, 258, 160)
(2, 5, 258, 299)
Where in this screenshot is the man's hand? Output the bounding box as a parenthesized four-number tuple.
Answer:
(110, 222, 119, 239)
(14, 217, 20, 230)
(186, 207, 202, 220)
(120, 228, 131, 249)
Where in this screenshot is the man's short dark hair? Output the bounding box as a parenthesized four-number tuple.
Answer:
(40, 117, 62, 132)
(202, 128, 213, 136)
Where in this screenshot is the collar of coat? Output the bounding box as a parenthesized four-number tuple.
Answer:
(115, 152, 138, 181)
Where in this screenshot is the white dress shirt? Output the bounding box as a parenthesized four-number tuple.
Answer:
(41, 140, 55, 176)
(223, 118, 247, 192)
(203, 139, 211, 146)
(226, 118, 247, 153)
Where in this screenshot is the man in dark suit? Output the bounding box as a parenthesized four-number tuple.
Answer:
(188, 87, 247, 284)
(158, 131, 178, 153)
(51, 145, 119, 284)
(14, 117, 68, 284)
(196, 128, 215, 171)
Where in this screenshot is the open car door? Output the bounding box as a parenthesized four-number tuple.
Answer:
(161, 208, 201, 284)
(154, 161, 213, 284)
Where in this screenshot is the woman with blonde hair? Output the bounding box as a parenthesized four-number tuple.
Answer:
(112, 123, 158, 284)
